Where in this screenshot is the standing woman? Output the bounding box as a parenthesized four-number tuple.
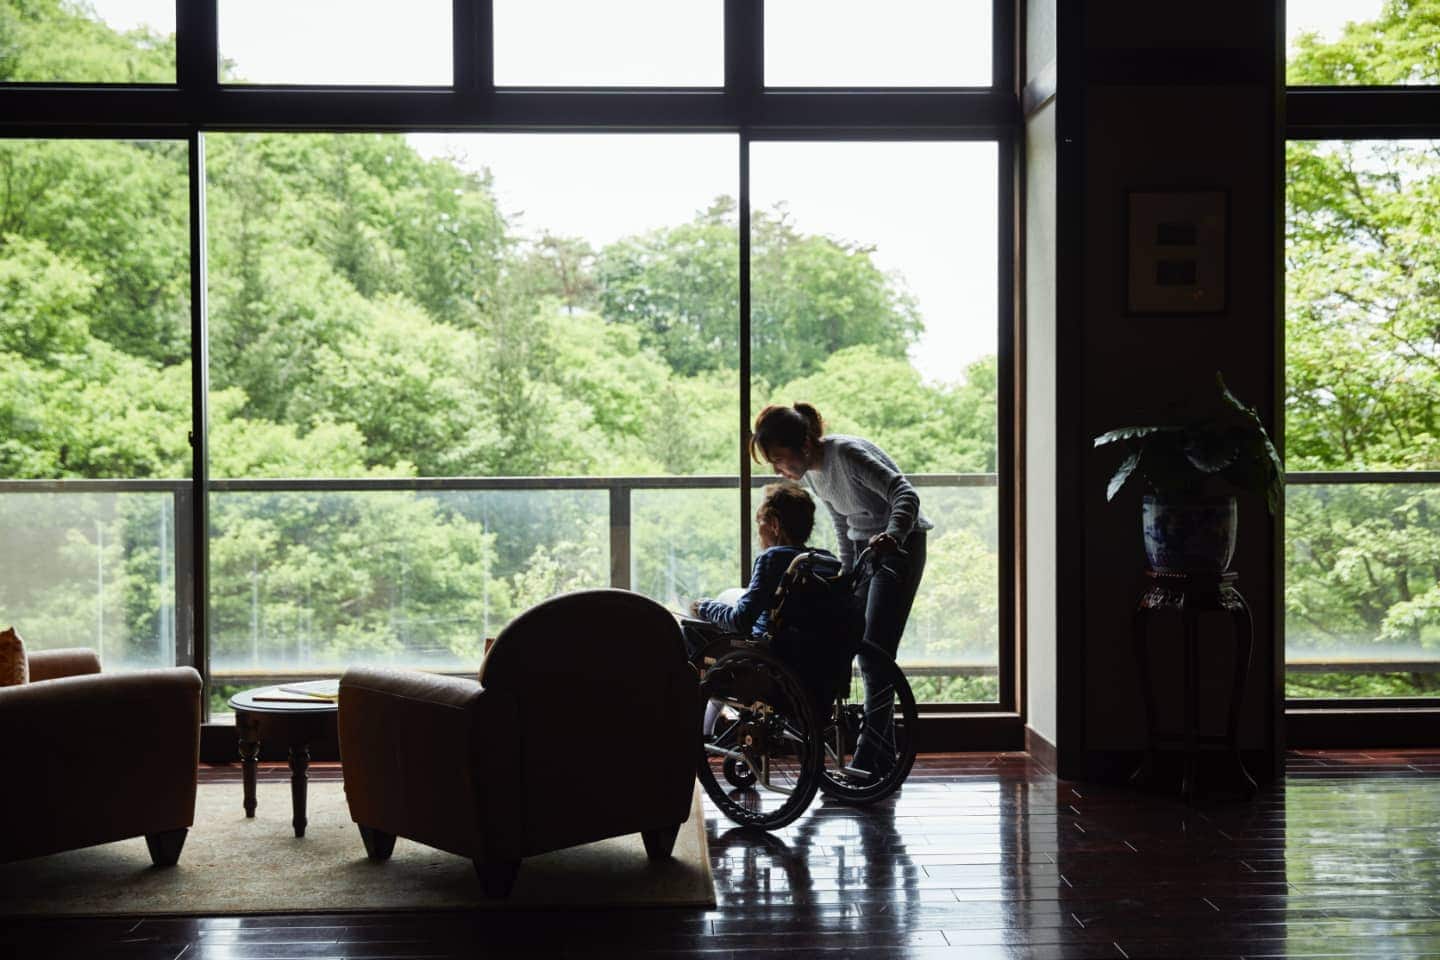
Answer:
(750, 403, 931, 771)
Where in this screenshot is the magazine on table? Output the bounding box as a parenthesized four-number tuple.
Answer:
(276, 679, 340, 700)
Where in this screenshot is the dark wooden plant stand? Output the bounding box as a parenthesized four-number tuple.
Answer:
(1131, 570, 1257, 802)
(228, 685, 340, 838)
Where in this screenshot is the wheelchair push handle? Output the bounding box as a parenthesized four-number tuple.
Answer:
(851, 543, 909, 575)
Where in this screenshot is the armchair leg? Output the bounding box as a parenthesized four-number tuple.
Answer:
(357, 825, 396, 861)
(474, 858, 521, 898)
(144, 828, 188, 867)
(642, 823, 682, 860)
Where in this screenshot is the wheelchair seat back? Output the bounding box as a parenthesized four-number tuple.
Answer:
(764, 550, 864, 707)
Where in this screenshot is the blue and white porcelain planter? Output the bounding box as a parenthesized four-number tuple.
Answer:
(1141, 495, 1237, 574)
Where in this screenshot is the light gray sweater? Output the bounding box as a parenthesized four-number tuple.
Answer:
(802, 435, 933, 571)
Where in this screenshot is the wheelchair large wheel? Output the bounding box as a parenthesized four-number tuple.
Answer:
(698, 648, 822, 831)
(817, 641, 918, 804)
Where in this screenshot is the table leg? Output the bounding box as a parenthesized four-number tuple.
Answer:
(236, 714, 260, 818)
(289, 742, 310, 838)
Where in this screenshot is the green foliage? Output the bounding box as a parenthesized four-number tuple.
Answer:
(1286, 671, 1440, 699)
(1284, 14, 1440, 673)
(0, 0, 174, 83)
(596, 199, 922, 385)
(1288, 0, 1440, 86)
(0, 0, 998, 704)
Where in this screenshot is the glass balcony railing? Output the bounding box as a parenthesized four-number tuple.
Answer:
(0, 473, 1000, 713)
(1286, 472, 1440, 702)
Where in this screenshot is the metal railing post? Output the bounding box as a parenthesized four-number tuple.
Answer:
(609, 482, 631, 590)
(174, 482, 195, 669)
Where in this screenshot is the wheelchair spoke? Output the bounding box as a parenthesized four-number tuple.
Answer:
(817, 643, 918, 805)
(696, 650, 822, 830)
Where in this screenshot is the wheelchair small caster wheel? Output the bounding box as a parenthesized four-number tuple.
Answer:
(723, 756, 758, 789)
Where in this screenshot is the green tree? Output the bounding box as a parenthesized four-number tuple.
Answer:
(596, 198, 922, 385)
(1286, 6, 1440, 693)
(0, 0, 174, 83)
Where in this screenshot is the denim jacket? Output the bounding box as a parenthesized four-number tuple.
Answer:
(694, 545, 837, 640)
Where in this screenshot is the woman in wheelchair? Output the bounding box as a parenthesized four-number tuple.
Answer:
(682, 482, 834, 662)
(684, 482, 918, 830)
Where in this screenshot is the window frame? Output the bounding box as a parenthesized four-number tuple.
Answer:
(0, 0, 1021, 745)
(1284, 15, 1440, 738)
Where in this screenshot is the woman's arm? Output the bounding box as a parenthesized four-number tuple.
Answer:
(843, 442, 921, 542)
(694, 551, 787, 634)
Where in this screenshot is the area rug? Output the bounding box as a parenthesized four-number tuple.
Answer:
(0, 780, 713, 916)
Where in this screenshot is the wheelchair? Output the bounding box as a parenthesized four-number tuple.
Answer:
(688, 547, 919, 831)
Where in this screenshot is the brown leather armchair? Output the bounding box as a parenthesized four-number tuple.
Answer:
(0, 649, 203, 865)
(338, 589, 700, 897)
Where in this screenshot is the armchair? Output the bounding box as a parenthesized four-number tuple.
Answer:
(338, 589, 700, 897)
(0, 649, 203, 865)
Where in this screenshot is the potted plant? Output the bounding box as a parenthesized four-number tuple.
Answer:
(1093, 372, 1284, 574)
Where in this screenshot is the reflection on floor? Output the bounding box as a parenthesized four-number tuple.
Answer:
(9, 750, 1440, 958)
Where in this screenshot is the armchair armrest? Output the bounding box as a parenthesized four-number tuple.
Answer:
(338, 667, 519, 862)
(26, 647, 101, 682)
(0, 667, 201, 862)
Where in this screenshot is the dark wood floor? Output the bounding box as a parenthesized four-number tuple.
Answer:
(7, 750, 1440, 959)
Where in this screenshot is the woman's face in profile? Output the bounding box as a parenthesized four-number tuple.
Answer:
(767, 445, 808, 481)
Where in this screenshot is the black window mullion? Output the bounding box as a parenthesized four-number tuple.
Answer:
(738, 132, 753, 583)
(454, 0, 492, 95)
(176, 0, 218, 94)
(725, 0, 762, 107)
(996, 130, 1017, 714)
(186, 131, 211, 719)
(993, 0, 1016, 95)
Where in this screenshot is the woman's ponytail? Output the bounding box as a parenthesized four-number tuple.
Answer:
(793, 403, 825, 447)
(750, 402, 826, 464)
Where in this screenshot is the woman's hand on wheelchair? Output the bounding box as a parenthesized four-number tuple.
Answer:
(867, 532, 900, 556)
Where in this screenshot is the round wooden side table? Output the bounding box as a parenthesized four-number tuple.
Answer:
(228, 685, 339, 838)
(1131, 570, 1257, 802)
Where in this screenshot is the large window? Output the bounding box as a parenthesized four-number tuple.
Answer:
(750, 141, 1000, 702)
(203, 132, 737, 697)
(0, 1, 1014, 728)
(1285, 5, 1440, 703)
(0, 138, 191, 670)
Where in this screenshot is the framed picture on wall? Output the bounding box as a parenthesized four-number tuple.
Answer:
(1125, 189, 1228, 315)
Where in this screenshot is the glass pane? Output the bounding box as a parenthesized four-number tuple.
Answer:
(1286, 138, 1440, 700)
(1287, 1, 1440, 85)
(0, 0, 175, 83)
(1286, 140, 1440, 474)
(0, 491, 179, 670)
(0, 139, 190, 669)
(208, 488, 607, 714)
(219, 0, 451, 85)
(1, 140, 192, 480)
(632, 488, 740, 611)
(1286, 483, 1440, 699)
(750, 141, 1000, 703)
(766, 0, 990, 87)
(204, 132, 737, 687)
(494, 0, 722, 87)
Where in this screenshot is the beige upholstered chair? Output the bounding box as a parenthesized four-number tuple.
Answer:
(0, 649, 203, 865)
(338, 589, 700, 897)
